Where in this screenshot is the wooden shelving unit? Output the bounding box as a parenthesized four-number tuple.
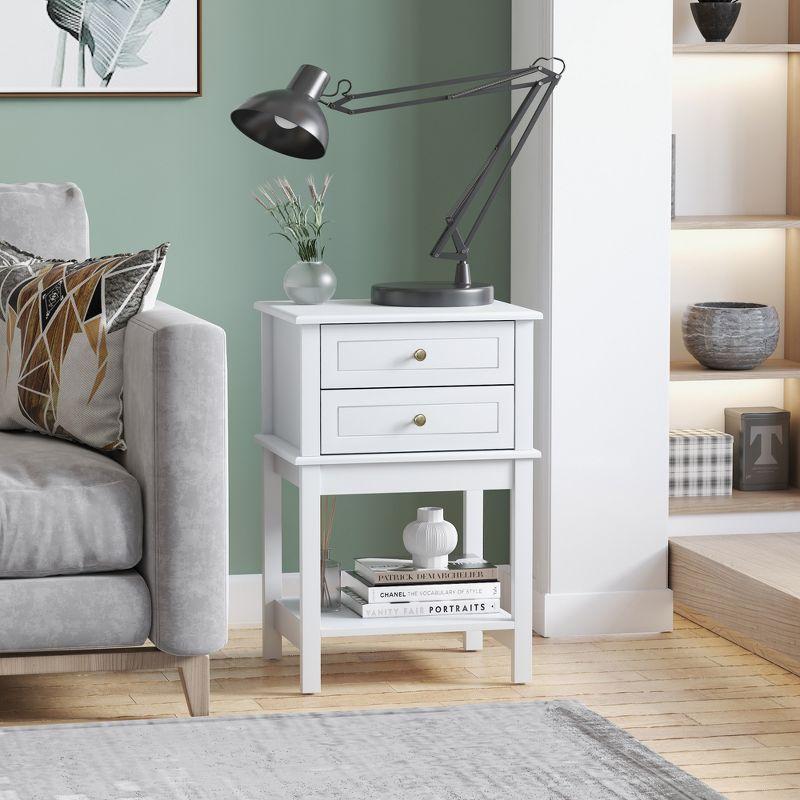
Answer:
(670, 2, 800, 520)
(670, 488, 800, 516)
(674, 43, 800, 53)
(672, 215, 800, 231)
(671, 358, 800, 381)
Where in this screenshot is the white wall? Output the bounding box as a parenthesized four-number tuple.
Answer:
(511, 0, 674, 636)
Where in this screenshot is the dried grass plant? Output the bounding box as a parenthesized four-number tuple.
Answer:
(253, 175, 332, 263)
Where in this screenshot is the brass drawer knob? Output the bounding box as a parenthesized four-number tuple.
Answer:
(413, 348, 427, 362)
(413, 414, 427, 427)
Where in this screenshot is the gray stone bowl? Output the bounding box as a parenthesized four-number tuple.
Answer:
(682, 302, 780, 370)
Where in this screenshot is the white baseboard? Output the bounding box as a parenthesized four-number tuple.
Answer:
(534, 588, 674, 637)
(669, 511, 800, 537)
(230, 574, 674, 636)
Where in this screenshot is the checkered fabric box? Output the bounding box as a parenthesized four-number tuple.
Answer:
(669, 429, 733, 497)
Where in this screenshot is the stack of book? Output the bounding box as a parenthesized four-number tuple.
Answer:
(340, 557, 501, 618)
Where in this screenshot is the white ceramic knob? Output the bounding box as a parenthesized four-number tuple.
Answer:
(402, 507, 458, 570)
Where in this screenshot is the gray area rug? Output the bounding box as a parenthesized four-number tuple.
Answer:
(0, 700, 723, 799)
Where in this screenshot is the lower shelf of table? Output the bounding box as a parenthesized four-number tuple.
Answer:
(274, 597, 516, 638)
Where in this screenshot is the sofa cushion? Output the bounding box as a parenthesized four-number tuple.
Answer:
(0, 183, 89, 262)
(0, 571, 150, 652)
(0, 431, 142, 578)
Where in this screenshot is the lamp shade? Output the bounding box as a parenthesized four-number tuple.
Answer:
(231, 65, 331, 159)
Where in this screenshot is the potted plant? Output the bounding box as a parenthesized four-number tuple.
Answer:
(254, 175, 335, 304)
(691, 0, 742, 43)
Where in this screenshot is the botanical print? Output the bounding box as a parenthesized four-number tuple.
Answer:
(0, 0, 198, 95)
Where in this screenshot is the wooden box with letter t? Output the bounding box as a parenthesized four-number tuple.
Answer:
(725, 407, 790, 491)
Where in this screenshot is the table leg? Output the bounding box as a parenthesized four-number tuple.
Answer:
(262, 453, 283, 660)
(299, 466, 322, 694)
(511, 459, 534, 684)
(462, 490, 484, 652)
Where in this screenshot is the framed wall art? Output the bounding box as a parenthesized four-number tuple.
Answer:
(0, 0, 201, 97)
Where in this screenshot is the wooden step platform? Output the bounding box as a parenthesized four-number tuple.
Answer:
(670, 533, 800, 676)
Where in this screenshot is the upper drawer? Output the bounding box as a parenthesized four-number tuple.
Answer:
(320, 321, 514, 388)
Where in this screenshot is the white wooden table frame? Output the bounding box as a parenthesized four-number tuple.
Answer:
(256, 300, 541, 695)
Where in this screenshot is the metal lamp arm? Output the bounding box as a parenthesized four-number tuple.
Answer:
(325, 59, 563, 276)
(324, 60, 561, 115)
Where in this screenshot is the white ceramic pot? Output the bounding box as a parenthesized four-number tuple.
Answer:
(402, 507, 458, 570)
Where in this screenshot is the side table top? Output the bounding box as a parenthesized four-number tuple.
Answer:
(254, 299, 542, 325)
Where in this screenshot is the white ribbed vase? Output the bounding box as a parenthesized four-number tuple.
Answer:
(402, 507, 458, 570)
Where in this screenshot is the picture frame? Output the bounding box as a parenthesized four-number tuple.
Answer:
(0, 0, 202, 98)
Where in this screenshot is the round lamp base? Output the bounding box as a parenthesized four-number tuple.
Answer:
(371, 281, 494, 307)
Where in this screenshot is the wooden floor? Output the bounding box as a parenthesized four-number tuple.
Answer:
(4, 617, 800, 799)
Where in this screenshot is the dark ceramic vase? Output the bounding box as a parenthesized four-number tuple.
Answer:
(690, 2, 742, 43)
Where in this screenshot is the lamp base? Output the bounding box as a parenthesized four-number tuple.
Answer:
(371, 281, 494, 307)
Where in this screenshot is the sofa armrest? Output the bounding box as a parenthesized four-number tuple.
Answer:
(121, 301, 228, 656)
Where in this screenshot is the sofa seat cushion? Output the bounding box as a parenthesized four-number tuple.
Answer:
(0, 431, 142, 578)
(0, 571, 150, 652)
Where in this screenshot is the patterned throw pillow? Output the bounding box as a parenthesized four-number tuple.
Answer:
(0, 243, 168, 451)
(0, 240, 40, 267)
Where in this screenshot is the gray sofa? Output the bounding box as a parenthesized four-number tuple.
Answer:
(0, 183, 228, 716)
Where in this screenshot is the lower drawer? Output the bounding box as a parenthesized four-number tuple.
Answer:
(320, 386, 514, 455)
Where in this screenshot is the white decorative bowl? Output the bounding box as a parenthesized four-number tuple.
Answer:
(402, 507, 458, 570)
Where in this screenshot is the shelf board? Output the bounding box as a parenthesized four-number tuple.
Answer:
(670, 488, 800, 516)
(255, 434, 541, 466)
(275, 597, 515, 639)
(670, 359, 800, 381)
(672, 215, 800, 230)
(674, 43, 800, 54)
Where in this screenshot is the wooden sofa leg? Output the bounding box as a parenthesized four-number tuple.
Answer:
(179, 655, 210, 717)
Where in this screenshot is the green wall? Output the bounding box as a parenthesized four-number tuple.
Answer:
(0, 0, 512, 573)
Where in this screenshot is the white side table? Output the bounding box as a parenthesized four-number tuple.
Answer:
(256, 299, 541, 694)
